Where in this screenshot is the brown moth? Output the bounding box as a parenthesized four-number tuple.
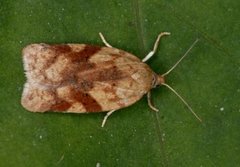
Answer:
(21, 32, 201, 127)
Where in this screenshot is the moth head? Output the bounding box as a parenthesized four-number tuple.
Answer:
(151, 74, 165, 88)
(157, 75, 165, 86)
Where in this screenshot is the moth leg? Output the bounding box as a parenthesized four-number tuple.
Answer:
(142, 32, 171, 62)
(101, 109, 116, 127)
(147, 91, 159, 112)
(99, 32, 113, 48)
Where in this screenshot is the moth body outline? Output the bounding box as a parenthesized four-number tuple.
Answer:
(21, 32, 201, 127)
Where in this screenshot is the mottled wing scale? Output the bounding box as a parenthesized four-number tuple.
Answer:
(21, 44, 154, 113)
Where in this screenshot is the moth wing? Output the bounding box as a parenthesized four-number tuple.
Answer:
(22, 43, 90, 86)
(22, 44, 154, 112)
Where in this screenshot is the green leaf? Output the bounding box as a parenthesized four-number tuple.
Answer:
(0, 0, 239, 166)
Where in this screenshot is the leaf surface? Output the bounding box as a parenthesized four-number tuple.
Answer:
(0, 0, 239, 166)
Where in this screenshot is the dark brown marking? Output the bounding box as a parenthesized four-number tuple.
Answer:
(50, 91, 71, 111)
(96, 66, 124, 81)
(77, 62, 96, 72)
(51, 44, 72, 54)
(66, 45, 101, 76)
(71, 88, 102, 112)
(75, 66, 125, 89)
(69, 45, 101, 63)
(51, 100, 71, 111)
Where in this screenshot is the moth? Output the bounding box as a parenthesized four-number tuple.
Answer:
(21, 32, 201, 127)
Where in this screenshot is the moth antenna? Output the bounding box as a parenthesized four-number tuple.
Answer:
(162, 38, 199, 77)
(99, 32, 112, 48)
(161, 83, 202, 122)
